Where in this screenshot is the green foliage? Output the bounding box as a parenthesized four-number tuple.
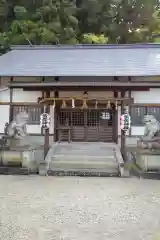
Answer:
(14, 6, 27, 19)
(0, 0, 159, 53)
(82, 33, 108, 43)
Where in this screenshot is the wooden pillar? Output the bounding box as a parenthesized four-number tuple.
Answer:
(128, 90, 132, 136)
(54, 90, 59, 142)
(128, 77, 132, 136)
(44, 91, 50, 159)
(120, 91, 126, 161)
(113, 91, 118, 143)
(9, 77, 13, 123)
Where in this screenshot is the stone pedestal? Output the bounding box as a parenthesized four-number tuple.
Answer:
(0, 148, 44, 172)
(136, 151, 160, 172)
(1, 150, 23, 166)
(0, 135, 44, 173)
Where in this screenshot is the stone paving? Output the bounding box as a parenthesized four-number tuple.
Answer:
(0, 176, 160, 240)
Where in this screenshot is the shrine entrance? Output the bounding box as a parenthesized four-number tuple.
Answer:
(39, 95, 132, 144)
(56, 108, 115, 142)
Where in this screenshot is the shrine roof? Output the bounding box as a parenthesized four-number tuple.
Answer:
(0, 44, 160, 77)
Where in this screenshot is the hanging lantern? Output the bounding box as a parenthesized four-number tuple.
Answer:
(81, 99, 88, 109)
(95, 100, 98, 109)
(106, 100, 111, 109)
(72, 99, 75, 108)
(61, 100, 67, 108)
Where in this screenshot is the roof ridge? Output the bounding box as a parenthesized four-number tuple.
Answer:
(11, 43, 160, 50)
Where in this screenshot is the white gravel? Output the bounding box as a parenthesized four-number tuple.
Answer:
(0, 176, 160, 240)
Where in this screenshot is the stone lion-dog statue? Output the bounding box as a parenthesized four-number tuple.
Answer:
(137, 115, 160, 150)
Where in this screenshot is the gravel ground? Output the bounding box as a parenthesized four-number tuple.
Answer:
(0, 176, 160, 240)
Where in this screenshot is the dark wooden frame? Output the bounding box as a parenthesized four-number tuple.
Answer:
(55, 108, 115, 142)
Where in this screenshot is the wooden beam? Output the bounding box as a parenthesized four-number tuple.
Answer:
(20, 86, 151, 92)
(132, 103, 160, 107)
(39, 97, 134, 105)
(10, 102, 42, 105)
(0, 102, 10, 105)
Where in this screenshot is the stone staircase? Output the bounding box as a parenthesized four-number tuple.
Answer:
(44, 142, 126, 177)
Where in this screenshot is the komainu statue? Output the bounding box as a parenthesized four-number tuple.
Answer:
(6, 111, 29, 139)
(0, 112, 29, 149)
(137, 115, 160, 150)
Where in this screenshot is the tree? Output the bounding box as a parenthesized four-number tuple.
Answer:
(149, 9, 160, 43)
(0, 0, 79, 46)
(77, 0, 113, 36)
(106, 0, 159, 43)
(77, 0, 159, 44)
(82, 33, 108, 43)
(0, 0, 159, 53)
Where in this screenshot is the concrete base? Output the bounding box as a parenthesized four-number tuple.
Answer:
(136, 154, 160, 172)
(0, 147, 44, 174)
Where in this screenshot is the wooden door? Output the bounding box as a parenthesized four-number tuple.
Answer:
(58, 109, 114, 142)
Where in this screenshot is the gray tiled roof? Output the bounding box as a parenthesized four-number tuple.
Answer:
(0, 44, 160, 76)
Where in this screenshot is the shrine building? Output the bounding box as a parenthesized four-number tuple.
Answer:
(0, 44, 160, 148)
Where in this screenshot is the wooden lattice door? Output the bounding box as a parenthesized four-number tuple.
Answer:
(58, 109, 114, 142)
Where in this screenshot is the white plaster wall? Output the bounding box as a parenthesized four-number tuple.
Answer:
(13, 89, 41, 102)
(131, 88, 160, 104)
(27, 125, 41, 134)
(131, 126, 144, 136)
(0, 88, 10, 102)
(0, 105, 9, 133)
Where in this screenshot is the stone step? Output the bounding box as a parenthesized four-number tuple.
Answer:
(53, 143, 116, 155)
(50, 159, 118, 170)
(0, 166, 29, 175)
(47, 168, 119, 177)
(54, 152, 114, 157)
(52, 155, 116, 160)
(46, 142, 121, 177)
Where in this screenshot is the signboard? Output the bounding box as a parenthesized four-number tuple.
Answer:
(40, 113, 51, 129)
(101, 112, 110, 120)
